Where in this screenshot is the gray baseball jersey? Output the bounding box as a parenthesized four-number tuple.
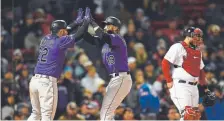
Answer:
(34, 34, 76, 78)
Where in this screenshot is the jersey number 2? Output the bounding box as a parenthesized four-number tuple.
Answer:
(39, 47, 49, 63)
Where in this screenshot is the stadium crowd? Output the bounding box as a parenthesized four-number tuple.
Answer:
(1, 0, 224, 120)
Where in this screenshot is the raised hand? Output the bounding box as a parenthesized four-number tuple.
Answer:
(75, 8, 84, 24)
(84, 7, 91, 22)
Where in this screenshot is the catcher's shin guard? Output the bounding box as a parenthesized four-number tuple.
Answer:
(183, 106, 201, 120)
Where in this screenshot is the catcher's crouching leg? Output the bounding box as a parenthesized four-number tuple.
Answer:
(182, 106, 201, 120)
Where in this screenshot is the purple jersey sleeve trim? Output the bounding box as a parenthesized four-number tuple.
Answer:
(109, 34, 121, 47)
(59, 35, 76, 49)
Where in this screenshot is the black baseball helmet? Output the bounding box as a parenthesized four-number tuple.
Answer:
(182, 27, 203, 38)
(50, 20, 67, 34)
(102, 16, 121, 28)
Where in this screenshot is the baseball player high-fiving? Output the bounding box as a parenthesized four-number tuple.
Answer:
(162, 27, 216, 120)
(83, 14, 132, 120)
(27, 8, 91, 121)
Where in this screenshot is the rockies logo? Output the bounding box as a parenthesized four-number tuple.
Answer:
(107, 55, 115, 65)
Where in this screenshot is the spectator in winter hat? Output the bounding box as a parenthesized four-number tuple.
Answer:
(58, 102, 84, 120)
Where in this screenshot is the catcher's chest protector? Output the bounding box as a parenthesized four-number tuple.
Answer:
(181, 42, 201, 77)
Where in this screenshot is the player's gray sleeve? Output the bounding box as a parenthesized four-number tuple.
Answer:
(59, 19, 90, 49)
(83, 33, 105, 48)
(70, 19, 90, 41)
(91, 21, 112, 45)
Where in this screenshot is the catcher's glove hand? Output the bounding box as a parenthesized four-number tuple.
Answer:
(202, 90, 216, 107)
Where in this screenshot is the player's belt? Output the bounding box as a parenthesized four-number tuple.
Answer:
(178, 80, 198, 86)
(34, 74, 50, 79)
(109, 71, 130, 78)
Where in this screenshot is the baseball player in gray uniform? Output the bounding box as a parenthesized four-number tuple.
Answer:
(83, 15, 132, 120)
(27, 8, 91, 121)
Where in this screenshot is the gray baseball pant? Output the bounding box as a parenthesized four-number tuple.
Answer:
(100, 72, 132, 121)
(27, 74, 58, 121)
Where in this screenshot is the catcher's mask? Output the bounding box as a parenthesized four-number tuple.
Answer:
(102, 16, 121, 34)
(183, 27, 203, 47)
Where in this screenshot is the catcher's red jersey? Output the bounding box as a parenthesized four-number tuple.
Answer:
(181, 42, 201, 77)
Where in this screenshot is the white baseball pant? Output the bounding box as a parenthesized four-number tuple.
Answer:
(100, 72, 132, 121)
(169, 79, 199, 120)
(28, 74, 58, 121)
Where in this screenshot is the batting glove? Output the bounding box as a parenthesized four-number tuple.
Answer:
(75, 8, 84, 24)
(67, 8, 84, 30)
(84, 7, 91, 22)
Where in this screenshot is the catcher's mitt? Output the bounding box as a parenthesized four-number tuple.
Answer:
(202, 90, 216, 107)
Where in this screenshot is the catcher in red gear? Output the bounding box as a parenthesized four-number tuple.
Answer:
(162, 27, 216, 120)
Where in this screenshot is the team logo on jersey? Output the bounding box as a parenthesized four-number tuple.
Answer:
(106, 55, 115, 65)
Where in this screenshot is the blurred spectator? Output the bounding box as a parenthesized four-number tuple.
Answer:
(85, 101, 100, 120)
(196, 17, 207, 34)
(15, 65, 30, 99)
(164, 0, 182, 20)
(152, 47, 166, 67)
(81, 66, 105, 93)
(134, 8, 148, 29)
(102, 0, 121, 18)
(144, 61, 156, 84)
(205, 70, 218, 85)
(2, 95, 16, 119)
(135, 28, 151, 51)
(79, 100, 89, 119)
(56, 77, 69, 119)
(13, 111, 23, 120)
(58, 102, 84, 120)
(93, 84, 106, 105)
(124, 20, 136, 44)
(138, 82, 160, 120)
(34, 8, 54, 35)
(22, 13, 41, 51)
(1, 57, 9, 77)
(123, 108, 136, 120)
(205, 2, 224, 25)
(134, 43, 148, 69)
(127, 40, 136, 57)
(119, 4, 132, 28)
(207, 24, 223, 48)
(125, 69, 144, 109)
(150, 29, 170, 53)
(74, 52, 89, 79)
(128, 57, 137, 79)
(1, 27, 12, 51)
(11, 23, 25, 49)
(167, 106, 180, 120)
(161, 20, 181, 43)
(114, 103, 126, 120)
(63, 71, 84, 106)
(18, 105, 30, 120)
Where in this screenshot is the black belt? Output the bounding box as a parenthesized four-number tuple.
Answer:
(109, 71, 130, 78)
(174, 65, 181, 68)
(179, 80, 198, 86)
(34, 74, 50, 79)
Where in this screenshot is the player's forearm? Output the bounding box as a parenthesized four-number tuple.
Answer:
(67, 22, 80, 32)
(70, 19, 89, 41)
(199, 69, 206, 85)
(199, 69, 209, 92)
(91, 21, 112, 45)
(83, 33, 97, 45)
(162, 59, 173, 83)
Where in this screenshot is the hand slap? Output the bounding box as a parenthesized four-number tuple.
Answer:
(75, 8, 84, 24)
(84, 7, 91, 20)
